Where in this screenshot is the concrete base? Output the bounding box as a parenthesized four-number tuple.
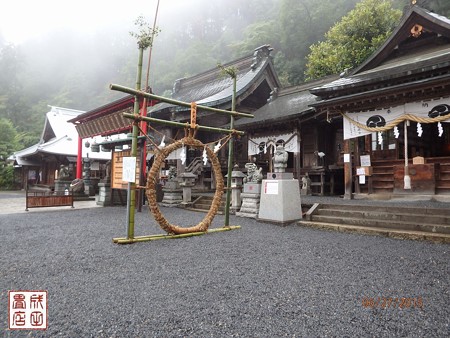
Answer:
(54, 180, 72, 193)
(97, 182, 111, 206)
(258, 178, 302, 224)
(236, 192, 261, 219)
(160, 189, 182, 207)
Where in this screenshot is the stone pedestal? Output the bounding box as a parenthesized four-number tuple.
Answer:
(180, 172, 196, 207)
(236, 183, 261, 218)
(230, 186, 243, 214)
(54, 179, 72, 194)
(160, 180, 182, 207)
(258, 173, 302, 224)
(97, 181, 111, 206)
(225, 168, 246, 214)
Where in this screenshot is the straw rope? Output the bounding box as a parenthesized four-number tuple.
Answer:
(146, 136, 224, 234)
(341, 112, 450, 132)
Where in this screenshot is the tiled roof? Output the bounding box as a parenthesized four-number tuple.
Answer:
(148, 45, 279, 114)
(11, 106, 111, 162)
(311, 6, 450, 97)
(235, 76, 339, 128)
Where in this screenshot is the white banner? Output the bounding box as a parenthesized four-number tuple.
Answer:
(343, 98, 450, 139)
(248, 133, 298, 155)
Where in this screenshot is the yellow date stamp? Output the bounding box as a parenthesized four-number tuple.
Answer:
(362, 297, 423, 309)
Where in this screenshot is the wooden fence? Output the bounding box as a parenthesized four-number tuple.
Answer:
(25, 189, 74, 211)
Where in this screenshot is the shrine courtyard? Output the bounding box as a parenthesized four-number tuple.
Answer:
(0, 192, 448, 337)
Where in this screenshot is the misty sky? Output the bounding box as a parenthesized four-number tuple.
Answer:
(0, 0, 189, 44)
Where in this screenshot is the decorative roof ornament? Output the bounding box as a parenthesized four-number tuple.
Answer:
(267, 87, 279, 102)
(411, 24, 423, 38)
(251, 45, 273, 70)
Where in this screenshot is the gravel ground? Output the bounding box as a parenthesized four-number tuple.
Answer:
(1, 205, 449, 337)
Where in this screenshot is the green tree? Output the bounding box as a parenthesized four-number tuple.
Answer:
(0, 118, 18, 164)
(305, 0, 402, 80)
(0, 118, 19, 189)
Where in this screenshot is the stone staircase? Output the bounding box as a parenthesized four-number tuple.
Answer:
(299, 203, 450, 243)
(185, 157, 214, 191)
(359, 158, 450, 195)
(188, 194, 228, 214)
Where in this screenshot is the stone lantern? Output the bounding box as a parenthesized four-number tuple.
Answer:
(225, 166, 246, 214)
(179, 172, 197, 207)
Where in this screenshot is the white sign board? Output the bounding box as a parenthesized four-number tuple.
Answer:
(264, 181, 279, 195)
(344, 154, 351, 163)
(359, 175, 366, 184)
(122, 157, 136, 183)
(360, 155, 371, 167)
(356, 168, 366, 176)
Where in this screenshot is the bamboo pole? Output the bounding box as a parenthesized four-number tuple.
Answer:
(110, 84, 254, 119)
(224, 75, 236, 226)
(113, 226, 241, 244)
(126, 46, 144, 240)
(123, 113, 245, 135)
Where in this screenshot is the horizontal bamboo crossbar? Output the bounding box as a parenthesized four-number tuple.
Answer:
(113, 226, 241, 244)
(123, 113, 244, 135)
(110, 84, 254, 119)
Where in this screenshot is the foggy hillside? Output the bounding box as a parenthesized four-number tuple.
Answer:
(0, 0, 449, 147)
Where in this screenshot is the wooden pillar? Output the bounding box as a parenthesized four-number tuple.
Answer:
(343, 139, 353, 199)
(294, 126, 301, 179)
(354, 138, 361, 194)
(76, 136, 82, 179)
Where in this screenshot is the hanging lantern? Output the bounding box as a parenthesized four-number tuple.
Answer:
(91, 143, 100, 152)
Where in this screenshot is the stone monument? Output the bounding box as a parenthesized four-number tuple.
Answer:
(301, 173, 312, 196)
(236, 163, 263, 218)
(160, 166, 182, 207)
(225, 165, 246, 214)
(258, 145, 302, 224)
(97, 160, 112, 206)
(54, 164, 72, 194)
(83, 155, 95, 196)
(179, 172, 196, 207)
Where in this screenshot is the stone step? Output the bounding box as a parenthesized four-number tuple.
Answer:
(298, 221, 450, 243)
(317, 203, 450, 216)
(317, 208, 450, 225)
(310, 214, 450, 234)
(190, 195, 228, 213)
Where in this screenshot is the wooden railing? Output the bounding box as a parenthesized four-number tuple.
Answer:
(25, 188, 74, 211)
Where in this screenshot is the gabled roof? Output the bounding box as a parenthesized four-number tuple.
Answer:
(69, 93, 158, 139)
(41, 106, 85, 142)
(148, 45, 281, 118)
(354, 6, 450, 74)
(310, 6, 450, 108)
(10, 106, 111, 164)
